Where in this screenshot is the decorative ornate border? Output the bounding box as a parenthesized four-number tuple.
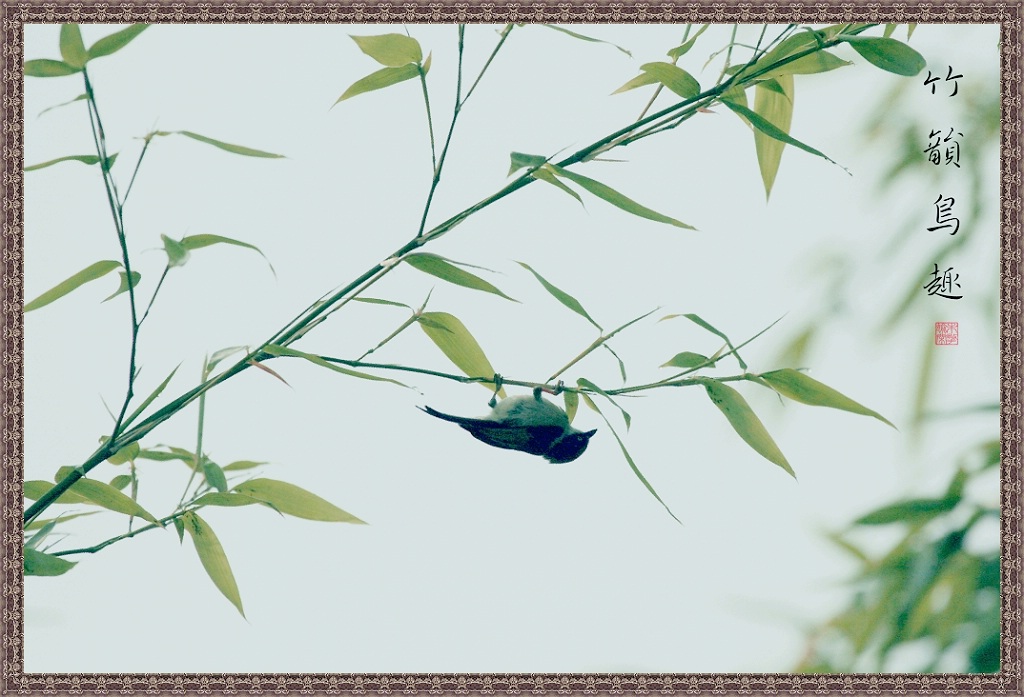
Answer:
(5, 3, 1021, 693)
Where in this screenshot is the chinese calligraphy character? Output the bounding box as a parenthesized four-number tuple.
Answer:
(927, 194, 960, 235)
(923, 263, 963, 300)
(923, 65, 964, 96)
(924, 128, 963, 168)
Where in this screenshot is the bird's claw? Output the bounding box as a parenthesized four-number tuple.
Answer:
(489, 373, 504, 408)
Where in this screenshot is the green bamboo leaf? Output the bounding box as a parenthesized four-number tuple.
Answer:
(180, 233, 276, 275)
(516, 261, 600, 330)
(124, 364, 181, 427)
(533, 167, 584, 205)
(24, 480, 92, 505)
(603, 343, 627, 383)
(203, 462, 229, 493)
(352, 297, 412, 309)
(222, 460, 268, 472)
(334, 63, 421, 105)
(161, 234, 190, 268)
(638, 62, 700, 99)
(172, 517, 185, 543)
(69, 478, 158, 522)
(753, 50, 851, 83)
(611, 71, 660, 95)
(703, 379, 795, 477)
(841, 35, 926, 76)
(883, 23, 898, 38)
(563, 390, 579, 424)
(24, 511, 100, 531)
(59, 24, 89, 68)
(108, 474, 132, 490)
(151, 130, 285, 158)
(192, 492, 267, 508)
(87, 24, 148, 60)
(724, 100, 842, 170)
(548, 165, 696, 230)
(586, 397, 681, 524)
(181, 511, 244, 617)
(24, 59, 82, 77)
(417, 312, 504, 397)
(666, 24, 710, 59)
(662, 313, 746, 369)
(578, 377, 630, 430)
(508, 151, 549, 175)
(534, 24, 631, 56)
(25, 154, 101, 171)
(907, 24, 918, 39)
(261, 344, 408, 387)
(24, 259, 121, 312)
(753, 75, 794, 200)
(232, 478, 365, 523)
(39, 94, 88, 117)
(24, 548, 77, 577)
(350, 33, 423, 66)
(102, 270, 141, 303)
(404, 253, 518, 302)
(661, 351, 712, 369)
(759, 368, 895, 427)
(106, 441, 140, 465)
(854, 498, 957, 526)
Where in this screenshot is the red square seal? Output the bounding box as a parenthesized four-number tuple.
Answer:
(935, 321, 958, 345)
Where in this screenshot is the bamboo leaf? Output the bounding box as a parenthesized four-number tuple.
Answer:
(753, 75, 794, 200)
(352, 297, 412, 309)
(24, 511, 100, 531)
(638, 61, 700, 99)
(703, 379, 795, 477)
(59, 24, 88, 68)
(87, 24, 149, 60)
(404, 253, 518, 302)
(334, 63, 420, 105)
(724, 100, 842, 170)
(23, 480, 92, 505)
(222, 460, 267, 472)
(854, 498, 957, 526)
(516, 261, 601, 330)
(106, 441, 140, 465)
(108, 474, 132, 490)
(549, 165, 695, 230)
(842, 35, 926, 76)
(661, 351, 712, 369)
(181, 511, 245, 617)
(25, 154, 101, 171)
(180, 233, 276, 276)
(124, 364, 180, 426)
(563, 390, 579, 424)
(203, 461, 229, 493)
(350, 33, 423, 66)
(611, 71, 659, 95)
(102, 270, 141, 303)
(666, 25, 710, 59)
(151, 130, 285, 158)
(232, 478, 365, 523)
(753, 50, 851, 83)
(578, 377, 630, 430)
(24, 548, 77, 577)
(24, 59, 82, 77)
(261, 344, 408, 387)
(759, 368, 895, 427)
(533, 166, 584, 205)
(69, 478, 158, 522)
(417, 312, 504, 397)
(24, 260, 121, 312)
(161, 234, 190, 268)
(508, 151, 548, 175)
(192, 492, 267, 508)
(534, 24, 632, 56)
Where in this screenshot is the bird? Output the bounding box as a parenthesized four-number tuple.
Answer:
(419, 391, 597, 464)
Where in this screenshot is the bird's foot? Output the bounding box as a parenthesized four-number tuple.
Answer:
(488, 373, 504, 408)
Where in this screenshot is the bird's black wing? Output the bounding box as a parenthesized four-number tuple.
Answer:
(420, 406, 562, 456)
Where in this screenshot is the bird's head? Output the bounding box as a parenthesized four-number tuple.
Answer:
(544, 428, 598, 464)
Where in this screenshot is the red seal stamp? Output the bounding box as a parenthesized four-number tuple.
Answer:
(935, 321, 958, 345)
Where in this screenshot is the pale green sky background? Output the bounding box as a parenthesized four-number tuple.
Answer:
(22, 22, 1000, 672)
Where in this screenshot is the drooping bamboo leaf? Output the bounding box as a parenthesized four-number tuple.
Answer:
(662, 313, 746, 369)
(232, 478, 365, 523)
(548, 165, 696, 230)
(24, 259, 121, 312)
(23, 480, 92, 505)
(106, 441, 140, 465)
(39, 93, 87, 117)
(703, 379, 795, 477)
(417, 312, 504, 397)
(25, 154, 101, 171)
(404, 253, 518, 302)
(181, 511, 245, 617)
(534, 24, 631, 56)
(841, 35, 926, 76)
(24, 548, 77, 577)
(883, 24, 898, 38)
(753, 50, 851, 83)
(661, 351, 712, 369)
(180, 233, 276, 276)
(334, 63, 421, 105)
(24, 59, 82, 78)
(68, 478, 158, 522)
(207, 346, 247, 372)
(666, 24, 710, 59)
(508, 151, 549, 175)
(261, 344, 408, 387)
(25, 520, 58, 550)
(109, 474, 132, 490)
(753, 75, 794, 200)
(724, 100, 843, 170)
(102, 270, 141, 302)
(59, 24, 89, 68)
(585, 395, 681, 524)
(759, 368, 895, 427)
(350, 33, 423, 66)
(578, 377, 630, 430)
(611, 71, 660, 95)
(638, 62, 700, 99)
(202, 461, 229, 493)
(603, 344, 627, 383)
(516, 261, 600, 330)
(87, 24, 149, 60)
(563, 389, 579, 424)
(151, 130, 285, 158)
(532, 166, 584, 205)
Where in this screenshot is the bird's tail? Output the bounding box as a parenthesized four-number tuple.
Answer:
(419, 405, 479, 426)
